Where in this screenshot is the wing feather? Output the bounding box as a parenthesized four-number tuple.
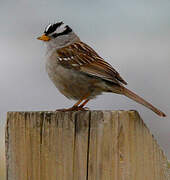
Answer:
(56, 41, 127, 85)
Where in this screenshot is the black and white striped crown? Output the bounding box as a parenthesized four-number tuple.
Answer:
(44, 22, 72, 37)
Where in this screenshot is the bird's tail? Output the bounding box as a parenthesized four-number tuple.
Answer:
(121, 87, 166, 117)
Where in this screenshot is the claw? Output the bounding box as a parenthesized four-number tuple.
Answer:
(56, 106, 89, 112)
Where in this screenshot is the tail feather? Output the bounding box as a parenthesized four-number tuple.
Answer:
(122, 87, 166, 117)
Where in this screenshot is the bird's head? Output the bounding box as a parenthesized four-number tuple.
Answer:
(37, 21, 79, 48)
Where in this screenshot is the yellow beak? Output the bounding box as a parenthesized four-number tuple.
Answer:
(37, 34, 51, 41)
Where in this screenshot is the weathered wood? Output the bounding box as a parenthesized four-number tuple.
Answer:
(5, 111, 170, 180)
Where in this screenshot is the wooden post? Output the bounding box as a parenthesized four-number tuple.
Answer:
(5, 111, 170, 180)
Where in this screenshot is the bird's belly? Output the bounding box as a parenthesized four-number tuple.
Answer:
(46, 60, 102, 100)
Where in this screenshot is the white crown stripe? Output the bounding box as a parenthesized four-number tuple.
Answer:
(55, 24, 66, 34)
(45, 24, 52, 32)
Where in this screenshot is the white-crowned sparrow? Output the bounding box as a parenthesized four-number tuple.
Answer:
(37, 21, 166, 117)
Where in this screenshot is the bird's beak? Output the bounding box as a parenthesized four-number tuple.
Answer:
(37, 34, 51, 41)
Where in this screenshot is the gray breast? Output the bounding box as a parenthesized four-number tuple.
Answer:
(45, 52, 103, 100)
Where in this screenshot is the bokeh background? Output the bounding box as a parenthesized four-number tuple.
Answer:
(0, 0, 170, 178)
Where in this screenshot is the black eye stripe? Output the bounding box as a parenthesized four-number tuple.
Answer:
(44, 22, 63, 35)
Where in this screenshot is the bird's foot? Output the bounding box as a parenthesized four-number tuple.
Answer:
(56, 106, 89, 112)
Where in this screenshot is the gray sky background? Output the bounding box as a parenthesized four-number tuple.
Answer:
(0, 0, 170, 172)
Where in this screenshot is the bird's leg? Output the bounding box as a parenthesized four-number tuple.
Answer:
(71, 99, 90, 111)
(56, 99, 83, 112)
(56, 95, 90, 112)
(70, 98, 85, 110)
(79, 99, 90, 108)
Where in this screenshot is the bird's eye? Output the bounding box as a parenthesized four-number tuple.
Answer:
(51, 33, 58, 38)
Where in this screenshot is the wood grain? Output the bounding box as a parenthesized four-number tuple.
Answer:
(5, 111, 170, 180)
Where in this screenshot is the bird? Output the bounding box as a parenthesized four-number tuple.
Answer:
(37, 21, 166, 117)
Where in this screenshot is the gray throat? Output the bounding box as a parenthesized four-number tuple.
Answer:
(45, 32, 80, 56)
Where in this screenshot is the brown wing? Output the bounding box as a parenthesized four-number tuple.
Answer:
(56, 41, 127, 85)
